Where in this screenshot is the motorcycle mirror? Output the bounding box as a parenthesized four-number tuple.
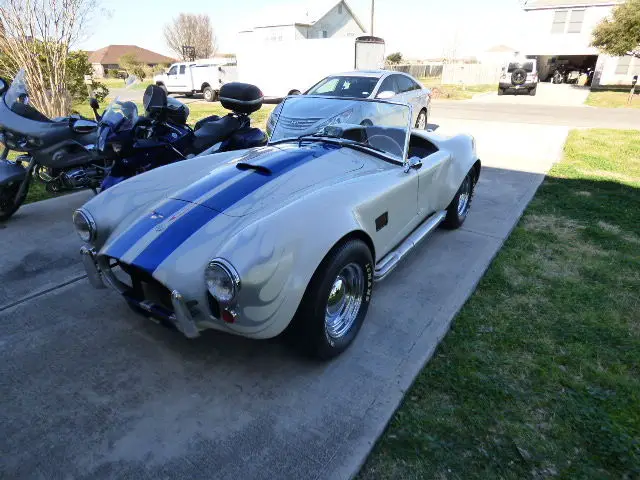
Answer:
(125, 75, 138, 88)
(0, 78, 7, 95)
(89, 97, 100, 110)
(73, 119, 98, 134)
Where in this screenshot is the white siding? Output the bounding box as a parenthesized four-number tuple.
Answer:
(523, 5, 614, 55)
(307, 2, 364, 39)
(596, 55, 640, 86)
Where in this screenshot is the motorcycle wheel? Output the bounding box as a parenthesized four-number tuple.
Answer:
(0, 180, 28, 222)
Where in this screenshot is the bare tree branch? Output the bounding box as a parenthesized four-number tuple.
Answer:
(163, 13, 217, 60)
(0, 0, 99, 117)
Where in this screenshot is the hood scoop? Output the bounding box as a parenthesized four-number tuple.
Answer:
(170, 143, 364, 217)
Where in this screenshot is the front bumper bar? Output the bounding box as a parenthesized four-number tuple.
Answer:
(80, 246, 200, 338)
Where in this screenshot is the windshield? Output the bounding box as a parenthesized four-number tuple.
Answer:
(307, 76, 379, 99)
(269, 96, 411, 162)
(507, 61, 534, 73)
(101, 97, 139, 132)
(3, 68, 49, 120)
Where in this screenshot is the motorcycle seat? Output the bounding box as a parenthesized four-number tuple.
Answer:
(192, 115, 241, 153)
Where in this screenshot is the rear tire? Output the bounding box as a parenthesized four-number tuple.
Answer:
(442, 171, 475, 230)
(203, 86, 216, 102)
(286, 239, 374, 360)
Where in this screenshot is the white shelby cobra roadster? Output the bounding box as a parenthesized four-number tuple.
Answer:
(75, 94, 480, 359)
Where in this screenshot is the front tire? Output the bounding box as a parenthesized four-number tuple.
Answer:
(442, 171, 475, 230)
(203, 86, 216, 102)
(288, 239, 374, 360)
(0, 179, 28, 222)
(416, 109, 427, 130)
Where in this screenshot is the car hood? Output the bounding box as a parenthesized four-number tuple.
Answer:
(170, 142, 364, 217)
(100, 142, 369, 275)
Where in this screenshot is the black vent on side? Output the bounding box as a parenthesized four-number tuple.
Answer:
(376, 212, 388, 232)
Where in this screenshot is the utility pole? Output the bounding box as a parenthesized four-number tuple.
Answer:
(370, 0, 375, 35)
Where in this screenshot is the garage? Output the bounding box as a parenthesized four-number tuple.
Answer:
(529, 54, 599, 84)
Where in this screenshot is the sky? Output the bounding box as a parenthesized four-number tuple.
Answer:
(79, 0, 528, 60)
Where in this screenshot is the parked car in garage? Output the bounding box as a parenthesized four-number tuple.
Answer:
(498, 59, 539, 96)
(266, 70, 432, 136)
(75, 95, 480, 360)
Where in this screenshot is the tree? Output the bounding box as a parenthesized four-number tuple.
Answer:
(66, 50, 108, 103)
(0, 0, 101, 117)
(386, 52, 403, 64)
(164, 13, 217, 60)
(119, 53, 149, 81)
(592, 0, 640, 58)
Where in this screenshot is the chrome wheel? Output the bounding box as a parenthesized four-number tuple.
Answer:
(416, 111, 427, 130)
(324, 263, 365, 340)
(457, 175, 472, 217)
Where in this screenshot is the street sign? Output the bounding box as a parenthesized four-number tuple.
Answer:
(83, 74, 92, 85)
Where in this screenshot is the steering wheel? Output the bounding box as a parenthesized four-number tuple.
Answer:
(367, 134, 404, 158)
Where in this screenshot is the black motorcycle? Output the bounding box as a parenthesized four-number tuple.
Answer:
(0, 69, 107, 221)
(98, 83, 268, 191)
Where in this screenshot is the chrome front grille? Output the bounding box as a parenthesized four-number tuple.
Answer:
(277, 116, 322, 130)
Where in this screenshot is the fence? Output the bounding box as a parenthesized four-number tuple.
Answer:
(387, 63, 443, 79)
(387, 63, 502, 85)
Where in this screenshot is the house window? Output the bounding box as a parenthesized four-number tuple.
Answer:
(615, 56, 633, 75)
(551, 10, 568, 33)
(567, 9, 585, 33)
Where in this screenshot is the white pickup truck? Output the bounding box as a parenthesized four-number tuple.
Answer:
(153, 59, 238, 102)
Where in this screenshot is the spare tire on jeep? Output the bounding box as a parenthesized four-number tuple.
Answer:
(511, 68, 527, 86)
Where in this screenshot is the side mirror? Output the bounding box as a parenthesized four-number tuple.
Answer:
(376, 90, 395, 100)
(404, 156, 422, 173)
(73, 119, 98, 134)
(0, 78, 7, 95)
(89, 97, 101, 121)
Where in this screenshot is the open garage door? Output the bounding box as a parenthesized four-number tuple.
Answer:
(531, 55, 598, 83)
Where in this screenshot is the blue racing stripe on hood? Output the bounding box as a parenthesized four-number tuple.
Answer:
(105, 199, 187, 260)
(127, 143, 337, 274)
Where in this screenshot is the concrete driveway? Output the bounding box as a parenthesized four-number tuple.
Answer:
(471, 82, 590, 107)
(0, 119, 568, 479)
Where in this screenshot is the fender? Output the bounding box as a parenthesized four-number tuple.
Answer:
(0, 159, 27, 187)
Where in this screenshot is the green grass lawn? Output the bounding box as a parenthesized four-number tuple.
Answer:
(586, 90, 640, 109)
(360, 129, 640, 479)
(420, 79, 496, 100)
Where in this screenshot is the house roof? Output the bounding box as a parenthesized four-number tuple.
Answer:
(242, 0, 366, 33)
(88, 45, 175, 65)
(486, 44, 517, 53)
(523, 0, 622, 10)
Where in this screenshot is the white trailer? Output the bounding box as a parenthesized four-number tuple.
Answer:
(234, 36, 386, 100)
(153, 59, 238, 102)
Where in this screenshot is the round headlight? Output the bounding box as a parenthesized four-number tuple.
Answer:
(72, 209, 96, 242)
(205, 260, 240, 303)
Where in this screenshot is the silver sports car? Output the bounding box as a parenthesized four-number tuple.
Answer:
(75, 95, 480, 359)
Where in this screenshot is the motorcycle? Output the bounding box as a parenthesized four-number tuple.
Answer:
(96, 82, 268, 190)
(0, 69, 108, 221)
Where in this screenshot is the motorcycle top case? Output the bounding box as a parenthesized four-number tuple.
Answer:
(219, 83, 263, 115)
(166, 97, 190, 125)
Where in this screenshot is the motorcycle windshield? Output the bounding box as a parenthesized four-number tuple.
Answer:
(3, 68, 50, 121)
(100, 97, 139, 132)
